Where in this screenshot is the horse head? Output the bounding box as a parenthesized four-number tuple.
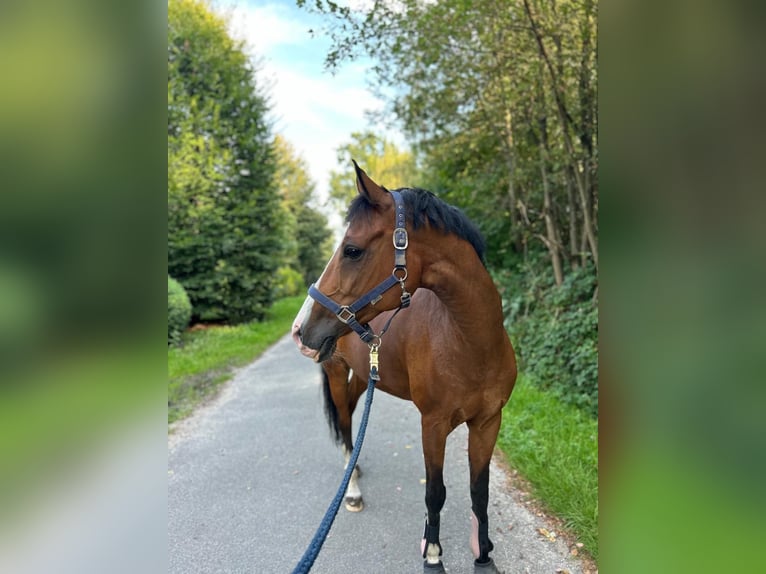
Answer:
(292, 162, 421, 362)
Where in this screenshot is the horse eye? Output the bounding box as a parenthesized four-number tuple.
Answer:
(343, 245, 364, 260)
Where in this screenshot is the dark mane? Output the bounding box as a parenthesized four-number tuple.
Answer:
(346, 188, 486, 264)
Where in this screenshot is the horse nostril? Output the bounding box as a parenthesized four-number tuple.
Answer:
(291, 322, 304, 345)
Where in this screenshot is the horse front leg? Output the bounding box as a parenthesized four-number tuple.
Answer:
(420, 418, 449, 573)
(467, 412, 504, 572)
(322, 361, 366, 512)
(340, 374, 366, 512)
(341, 443, 363, 511)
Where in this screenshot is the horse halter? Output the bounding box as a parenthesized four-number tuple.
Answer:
(308, 190, 412, 347)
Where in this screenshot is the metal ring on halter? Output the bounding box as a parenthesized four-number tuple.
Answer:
(368, 335, 381, 350)
(393, 267, 408, 282)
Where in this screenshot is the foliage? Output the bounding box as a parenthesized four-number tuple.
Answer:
(497, 375, 598, 559)
(274, 266, 304, 298)
(303, 0, 597, 279)
(167, 0, 285, 323)
(168, 276, 192, 345)
(273, 135, 334, 286)
(328, 131, 418, 217)
(499, 259, 598, 416)
(168, 296, 304, 424)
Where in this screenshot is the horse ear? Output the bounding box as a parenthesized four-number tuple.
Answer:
(352, 159, 388, 206)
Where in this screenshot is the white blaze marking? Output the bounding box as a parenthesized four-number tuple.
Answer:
(291, 294, 320, 360)
(292, 295, 314, 336)
(291, 256, 339, 361)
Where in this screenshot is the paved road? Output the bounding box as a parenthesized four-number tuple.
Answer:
(168, 335, 587, 574)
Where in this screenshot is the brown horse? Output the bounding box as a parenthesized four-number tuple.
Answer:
(291, 162, 517, 573)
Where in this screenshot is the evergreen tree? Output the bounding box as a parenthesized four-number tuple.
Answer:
(168, 0, 285, 322)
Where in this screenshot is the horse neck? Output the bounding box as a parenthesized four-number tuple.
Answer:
(417, 232, 505, 342)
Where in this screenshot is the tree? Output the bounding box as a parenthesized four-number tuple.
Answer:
(273, 135, 334, 286)
(327, 131, 418, 217)
(168, 0, 285, 322)
(301, 0, 598, 280)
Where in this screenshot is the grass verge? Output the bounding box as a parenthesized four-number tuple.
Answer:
(168, 295, 304, 425)
(497, 375, 598, 560)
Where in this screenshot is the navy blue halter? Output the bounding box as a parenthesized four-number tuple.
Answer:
(307, 190, 411, 345)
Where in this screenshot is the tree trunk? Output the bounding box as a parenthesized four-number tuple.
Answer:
(566, 168, 579, 269)
(523, 0, 598, 269)
(538, 118, 564, 287)
(502, 108, 523, 253)
(540, 168, 564, 287)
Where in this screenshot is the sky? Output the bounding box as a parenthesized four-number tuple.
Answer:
(213, 0, 403, 218)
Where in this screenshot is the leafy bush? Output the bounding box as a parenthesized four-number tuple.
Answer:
(498, 261, 598, 417)
(168, 276, 192, 345)
(274, 266, 305, 298)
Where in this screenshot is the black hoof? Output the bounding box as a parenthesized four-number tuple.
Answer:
(423, 560, 446, 573)
(474, 558, 503, 573)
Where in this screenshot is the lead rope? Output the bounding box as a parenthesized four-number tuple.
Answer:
(293, 280, 410, 573)
(291, 343, 381, 574)
(293, 188, 410, 572)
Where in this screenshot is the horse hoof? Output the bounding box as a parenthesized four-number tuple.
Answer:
(474, 558, 503, 573)
(423, 559, 446, 573)
(344, 496, 364, 512)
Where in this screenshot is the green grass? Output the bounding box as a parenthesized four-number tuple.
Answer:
(168, 295, 304, 424)
(497, 375, 598, 560)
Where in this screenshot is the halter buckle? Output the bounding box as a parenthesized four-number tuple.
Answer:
(393, 227, 409, 250)
(336, 306, 355, 324)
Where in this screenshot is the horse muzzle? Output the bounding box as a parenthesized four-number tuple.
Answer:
(291, 295, 341, 362)
(291, 324, 337, 363)
(291, 323, 320, 361)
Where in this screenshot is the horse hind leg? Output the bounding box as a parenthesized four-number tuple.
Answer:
(321, 361, 366, 511)
(467, 412, 504, 573)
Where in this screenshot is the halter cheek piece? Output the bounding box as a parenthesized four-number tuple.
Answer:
(308, 190, 411, 349)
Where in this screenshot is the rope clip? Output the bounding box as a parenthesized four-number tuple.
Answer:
(368, 341, 381, 381)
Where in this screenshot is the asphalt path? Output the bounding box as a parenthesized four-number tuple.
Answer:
(168, 334, 587, 574)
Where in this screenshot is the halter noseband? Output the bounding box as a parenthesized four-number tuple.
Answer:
(308, 190, 411, 346)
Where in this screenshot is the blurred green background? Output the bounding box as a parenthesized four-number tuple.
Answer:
(0, 1, 166, 572)
(601, 0, 766, 571)
(1, 0, 765, 572)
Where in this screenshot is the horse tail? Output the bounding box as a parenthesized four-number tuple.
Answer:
(320, 365, 343, 445)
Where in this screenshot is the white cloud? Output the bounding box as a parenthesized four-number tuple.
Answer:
(263, 61, 386, 231)
(225, 3, 308, 54)
(214, 0, 403, 229)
